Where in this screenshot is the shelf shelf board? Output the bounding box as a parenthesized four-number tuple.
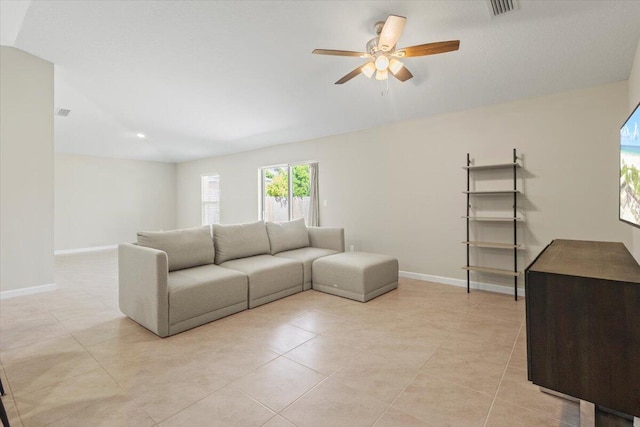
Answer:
(462, 216, 524, 222)
(462, 265, 521, 277)
(462, 241, 522, 249)
(463, 163, 521, 171)
(463, 190, 521, 195)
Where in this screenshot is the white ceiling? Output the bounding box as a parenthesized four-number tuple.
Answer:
(4, 1, 640, 163)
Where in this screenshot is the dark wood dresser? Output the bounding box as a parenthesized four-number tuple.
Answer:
(525, 239, 640, 418)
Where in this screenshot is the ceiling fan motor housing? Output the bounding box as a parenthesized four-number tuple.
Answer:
(366, 36, 380, 54)
(374, 21, 385, 35)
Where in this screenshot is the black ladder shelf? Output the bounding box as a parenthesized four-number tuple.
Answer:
(463, 149, 522, 301)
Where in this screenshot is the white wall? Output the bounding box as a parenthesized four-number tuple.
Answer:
(628, 39, 640, 262)
(0, 47, 54, 292)
(177, 82, 630, 292)
(55, 154, 177, 251)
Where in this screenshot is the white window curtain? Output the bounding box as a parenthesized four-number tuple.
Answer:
(307, 162, 319, 226)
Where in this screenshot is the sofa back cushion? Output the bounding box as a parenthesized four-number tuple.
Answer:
(266, 218, 310, 255)
(213, 220, 271, 264)
(137, 226, 214, 272)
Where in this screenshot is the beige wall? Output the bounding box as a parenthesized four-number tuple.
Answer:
(0, 47, 54, 292)
(628, 39, 640, 261)
(55, 154, 177, 251)
(177, 82, 630, 292)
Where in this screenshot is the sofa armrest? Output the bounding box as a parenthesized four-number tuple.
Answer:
(118, 243, 170, 337)
(307, 227, 345, 252)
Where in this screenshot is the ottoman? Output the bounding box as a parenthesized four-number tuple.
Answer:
(312, 252, 399, 302)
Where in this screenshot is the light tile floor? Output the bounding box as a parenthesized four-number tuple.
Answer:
(0, 250, 580, 427)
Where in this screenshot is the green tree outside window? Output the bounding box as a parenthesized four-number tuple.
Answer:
(266, 165, 310, 207)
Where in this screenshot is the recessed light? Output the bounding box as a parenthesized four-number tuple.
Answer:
(136, 133, 145, 139)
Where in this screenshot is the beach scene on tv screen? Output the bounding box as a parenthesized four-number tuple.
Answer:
(621, 107, 640, 225)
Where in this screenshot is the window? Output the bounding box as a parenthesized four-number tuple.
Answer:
(201, 174, 220, 225)
(261, 163, 312, 223)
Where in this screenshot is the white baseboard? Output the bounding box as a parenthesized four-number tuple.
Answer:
(55, 244, 118, 255)
(1, 283, 57, 300)
(399, 270, 525, 297)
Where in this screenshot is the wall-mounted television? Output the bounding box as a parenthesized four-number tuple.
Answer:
(620, 102, 640, 228)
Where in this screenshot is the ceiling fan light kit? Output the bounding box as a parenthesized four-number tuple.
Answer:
(313, 14, 460, 86)
(389, 58, 404, 74)
(375, 55, 389, 71)
(375, 69, 388, 81)
(362, 62, 376, 78)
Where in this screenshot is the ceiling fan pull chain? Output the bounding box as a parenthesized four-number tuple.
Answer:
(380, 78, 389, 96)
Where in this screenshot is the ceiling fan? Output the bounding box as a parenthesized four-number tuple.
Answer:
(312, 15, 460, 84)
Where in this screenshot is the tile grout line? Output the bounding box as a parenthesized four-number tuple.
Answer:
(60, 253, 185, 425)
(482, 316, 526, 427)
(274, 345, 367, 417)
(3, 288, 113, 427)
(145, 304, 342, 424)
(30, 251, 154, 425)
(373, 291, 510, 426)
(270, 306, 422, 424)
(39, 271, 160, 425)
(0, 363, 23, 427)
(1, 307, 30, 426)
(480, 313, 580, 426)
(149, 345, 286, 425)
(45, 295, 144, 426)
(478, 325, 581, 427)
(152, 345, 310, 425)
(369, 293, 486, 426)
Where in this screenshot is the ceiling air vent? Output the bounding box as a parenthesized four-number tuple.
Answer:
(55, 108, 71, 117)
(487, 0, 519, 18)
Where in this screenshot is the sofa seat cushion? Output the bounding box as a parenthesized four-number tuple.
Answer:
(213, 221, 271, 264)
(266, 218, 310, 254)
(274, 247, 338, 290)
(220, 255, 303, 307)
(168, 264, 247, 325)
(137, 226, 214, 272)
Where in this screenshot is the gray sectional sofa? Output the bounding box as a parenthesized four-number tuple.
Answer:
(118, 219, 344, 337)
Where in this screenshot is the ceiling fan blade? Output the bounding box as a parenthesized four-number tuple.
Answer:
(312, 49, 370, 58)
(391, 66, 413, 82)
(395, 40, 460, 57)
(335, 63, 370, 84)
(378, 15, 406, 52)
